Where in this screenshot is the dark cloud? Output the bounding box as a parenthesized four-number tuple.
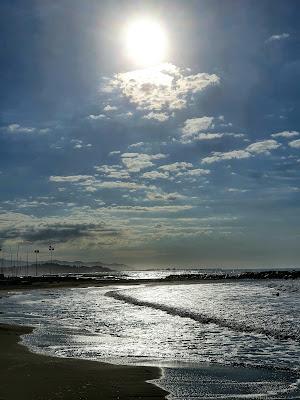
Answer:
(0, 223, 121, 244)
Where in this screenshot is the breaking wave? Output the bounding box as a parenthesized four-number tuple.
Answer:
(106, 289, 300, 342)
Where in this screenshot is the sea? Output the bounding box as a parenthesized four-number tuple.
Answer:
(1, 269, 300, 399)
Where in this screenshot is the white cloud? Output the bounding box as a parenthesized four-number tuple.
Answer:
(182, 117, 214, 135)
(109, 150, 121, 156)
(181, 132, 225, 144)
(95, 165, 130, 179)
(289, 139, 300, 149)
(107, 205, 193, 213)
(116, 111, 133, 119)
(128, 142, 144, 149)
(180, 117, 242, 143)
(71, 139, 92, 150)
(146, 191, 187, 201)
(107, 63, 219, 113)
(196, 133, 224, 140)
(142, 171, 169, 180)
(266, 33, 290, 42)
(180, 131, 246, 144)
(87, 181, 148, 190)
(103, 105, 118, 112)
(39, 128, 50, 134)
(176, 168, 210, 177)
(202, 150, 251, 164)
(121, 153, 167, 172)
(88, 114, 106, 120)
(159, 162, 193, 172)
(246, 139, 281, 154)
(201, 139, 281, 164)
(1, 123, 50, 134)
(49, 175, 93, 183)
(227, 188, 249, 193)
(143, 112, 169, 122)
(7, 124, 35, 133)
(271, 131, 300, 139)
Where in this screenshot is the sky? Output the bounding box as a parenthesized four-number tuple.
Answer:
(0, 0, 300, 268)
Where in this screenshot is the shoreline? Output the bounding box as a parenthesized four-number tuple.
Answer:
(0, 323, 168, 400)
(2, 280, 300, 399)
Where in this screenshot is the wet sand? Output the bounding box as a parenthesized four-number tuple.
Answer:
(0, 323, 167, 400)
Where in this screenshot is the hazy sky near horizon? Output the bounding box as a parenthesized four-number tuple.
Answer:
(0, 0, 300, 267)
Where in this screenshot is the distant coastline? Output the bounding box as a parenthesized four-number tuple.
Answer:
(1, 268, 299, 291)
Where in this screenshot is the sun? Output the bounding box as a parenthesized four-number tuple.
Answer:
(124, 18, 168, 67)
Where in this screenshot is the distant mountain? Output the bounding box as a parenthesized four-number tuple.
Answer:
(50, 260, 127, 269)
(1, 259, 128, 276)
(2, 262, 112, 276)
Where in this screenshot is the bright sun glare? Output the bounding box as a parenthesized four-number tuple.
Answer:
(124, 19, 168, 66)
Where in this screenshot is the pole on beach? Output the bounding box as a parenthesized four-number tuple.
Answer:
(49, 245, 54, 275)
(34, 249, 39, 277)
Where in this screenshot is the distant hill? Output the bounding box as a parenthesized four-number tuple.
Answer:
(1, 259, 128, 276)
(50, 260, 127, 269)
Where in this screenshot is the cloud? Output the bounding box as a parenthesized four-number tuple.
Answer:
(6, 124, 36, 133)
(245, 139, 281, 154)
(106, 205, 193, 213)
(107, 63, 219, 113)
(109, 150, 121, 156)
(95, 165, 130, 179)
(146, 191, 187, 201)
(157, 162, 210, 179)
(142, 171, 169, 180)
(78, 179, 151, 192)
(121, 152, 167, 172)
(159, 162, 193, 172)
(201, 139, 281, 164)
(181, 132, 225, 144)
(182, 117, 214, 135)
(128, 142, 144, 149)
(103, 104, 118, 112)
(143, 112, 169, 122)
(196, 133, 224, 140)
(116, 111, 133, 119)
(271, 131, 300, 139)
(88, 114, 106, 120)
(266, 33, 290, 42)
(86, 181, 148, 191)
(71, 139, 92, 150)
(1, 123, 51, 134)
(49, 175, 93, 183)
(202, 150, 251, 164)
(288, 139, 300, 149)
(179, 116, 243, 143)
(0, 222, 120, 244)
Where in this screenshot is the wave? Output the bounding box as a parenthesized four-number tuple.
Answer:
(106, 290, 300, 343)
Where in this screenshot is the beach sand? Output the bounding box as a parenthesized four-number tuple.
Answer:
(0, 324, 167, 400)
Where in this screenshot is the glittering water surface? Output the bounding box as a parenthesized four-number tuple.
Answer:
(1, 279, 300, 399)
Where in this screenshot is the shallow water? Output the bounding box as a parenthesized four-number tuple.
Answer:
(1, 279, 300, 398)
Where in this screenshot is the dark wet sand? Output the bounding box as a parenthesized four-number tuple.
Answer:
(0, 323, 167, 400)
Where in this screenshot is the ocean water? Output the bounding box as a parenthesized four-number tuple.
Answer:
(1, 278, 300, 399)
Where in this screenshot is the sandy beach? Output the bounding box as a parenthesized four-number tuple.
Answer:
(0, 323, 167, 400)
